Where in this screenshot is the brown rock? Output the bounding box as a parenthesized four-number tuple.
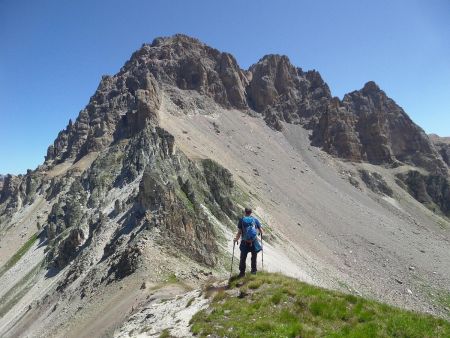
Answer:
(247, 55, 332, 129)
(312, 81, 447, 174)
(429, 134, 450, 166)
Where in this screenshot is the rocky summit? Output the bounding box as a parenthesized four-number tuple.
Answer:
(0, 34, 449, 337)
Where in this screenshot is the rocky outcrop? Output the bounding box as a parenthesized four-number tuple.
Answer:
(202, 159, 238, 220)
(0, 174, 21, 204)
(132, 141, 238, 267)
(123, 34, 249, 110)
(41, 34, 449, 178)
(247, 54, 332, 130)
(55, 228, 86, 268)
(430, 134, 450, 167)
(45, 70, 162, 164)
(137, 168, 218, 266)
(311, 101, 363, 161)
(111, 246, 143, 279)
(359, 170, 393, 196)
(0, 174, 26, 222)
(397, 171, 450, 216)
(312, 82, 446, 174)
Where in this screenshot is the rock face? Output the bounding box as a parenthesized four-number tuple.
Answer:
(44, 35, 250, 165)
(313, 82, 446, 173)
(42, 34, 447, 177)
(45, 70, 162, 164)
(359, 170, 393, 197)
(44, 122, 237, 271)
(140, 35, 250, 109)
(247, 55, 332, 130)
(55, 228, 86, 268)
(0, 174, 21, 205)
(430, 134, 450, 167)
(397, 171, 450, 216)
(111, 246, 143, 279)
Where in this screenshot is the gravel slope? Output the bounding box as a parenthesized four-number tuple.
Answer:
(160, 97, 450, 318)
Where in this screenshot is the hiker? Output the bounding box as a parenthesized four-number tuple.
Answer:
(234, 208, 263, 277)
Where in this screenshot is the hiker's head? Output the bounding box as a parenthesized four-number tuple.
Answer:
(244, 208, 252, 216)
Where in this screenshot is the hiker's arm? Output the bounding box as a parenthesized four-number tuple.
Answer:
(234, 219, 243, 242)
(256, 219, 263, 235)
(234, 229, 242, 242)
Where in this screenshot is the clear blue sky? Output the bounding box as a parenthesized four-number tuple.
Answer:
(1, 0, 449, 174)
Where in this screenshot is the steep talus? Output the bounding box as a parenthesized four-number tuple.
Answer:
(0, 34, 449, 336)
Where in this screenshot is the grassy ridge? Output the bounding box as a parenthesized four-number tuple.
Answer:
(0, 232, 39, 278)
(190, 272, 450, 338)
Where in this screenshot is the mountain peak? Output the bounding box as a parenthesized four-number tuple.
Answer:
(363, 80, 379, 89)
(361, 80, 382, 95)
(150, 33, 204, 47)
(256, 53, 292, 65)
(43, 35, 446, 176)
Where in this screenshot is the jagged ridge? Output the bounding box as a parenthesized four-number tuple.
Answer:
(41, 34, 447, 173)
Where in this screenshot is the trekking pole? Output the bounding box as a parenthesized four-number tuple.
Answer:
(260, 232, 264, 271)
(230, 240, 236, 279)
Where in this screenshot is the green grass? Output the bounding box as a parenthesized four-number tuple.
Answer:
(190, 272, 450, 338)
(186, 297, 196, 308)
(166, 273, 179, 284)
(174, 187, 196, 213)
(0, 232, 39, 278)
(159, 328, 172, 338)
(437, 292, 450, 312)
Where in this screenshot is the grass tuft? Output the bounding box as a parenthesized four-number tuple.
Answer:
(159, 328, 171, 338)
(186, 297, 195, 308)
(166, 273, 178, 284)
(191, 272, 450, 337)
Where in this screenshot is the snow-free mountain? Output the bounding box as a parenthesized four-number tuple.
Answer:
(0, 35, 449, 337)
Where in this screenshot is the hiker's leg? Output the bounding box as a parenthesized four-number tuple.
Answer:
(239, 247, 249, 274)
(251, 251, 258, 273)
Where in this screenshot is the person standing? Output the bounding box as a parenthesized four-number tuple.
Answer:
(234, 208, 263, 277)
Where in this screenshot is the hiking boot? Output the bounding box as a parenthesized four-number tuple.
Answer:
(238, 272, 245, 278)
(251, 271, 257, 275)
